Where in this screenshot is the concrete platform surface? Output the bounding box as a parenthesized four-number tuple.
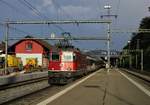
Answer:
(38, 69, 150, 105)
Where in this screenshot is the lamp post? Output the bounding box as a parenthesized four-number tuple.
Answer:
(136, 39, 140, 69)
(128, 40, 131, 49)
(141, 49, 143, 71)
(101, 5, 117, 70)
(104, 5, 111, 70)
(128, 40, 132, 68)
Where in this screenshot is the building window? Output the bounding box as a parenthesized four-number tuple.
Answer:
(26, 42, 32, 51)
(52, 52, 59, 61)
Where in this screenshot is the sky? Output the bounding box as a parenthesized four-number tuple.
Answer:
(0, 0, 149, 51)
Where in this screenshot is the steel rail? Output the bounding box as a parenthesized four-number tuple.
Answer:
(0, 77, 48, 90)
(122, 69, 150, 83)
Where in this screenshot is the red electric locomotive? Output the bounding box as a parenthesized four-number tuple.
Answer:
(48, 46, 89, 84)
(48, 45, 102, 84)
(48, 33, 101, 84)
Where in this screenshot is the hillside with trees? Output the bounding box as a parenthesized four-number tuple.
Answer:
(123, 17, 150, 71)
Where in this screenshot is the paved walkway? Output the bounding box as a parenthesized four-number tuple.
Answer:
(39, 69, 150, 105)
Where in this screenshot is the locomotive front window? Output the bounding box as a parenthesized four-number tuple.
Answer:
(63, 55, 72, 61)
(62, 52, 74, 61)
(52, 53, 60, 61)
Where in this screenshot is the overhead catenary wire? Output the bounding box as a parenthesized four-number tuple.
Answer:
(112, 29, 150, 33)
(109, 0, 121, 51)
(0, 0, 40, 36)
(0, 22, 32, 35)
(18, 0, 65, 32)
(96, 0, 102, 19)
(18, 0, 46, 19)
(25, 0, 65, 31)
(51, 0, 81, 34)
(112, 0, 121, 27)
(0, 0, 28, 17)
(52, 0, 73, 19)
(116, 0, 121, 16)
(8, 36, 109, 41)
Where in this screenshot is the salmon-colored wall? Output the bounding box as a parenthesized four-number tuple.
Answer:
(15, 40, 44, 53)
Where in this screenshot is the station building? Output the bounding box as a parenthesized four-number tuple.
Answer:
(9, 36, 51, 68)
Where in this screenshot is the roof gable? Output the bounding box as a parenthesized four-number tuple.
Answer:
(9, 36, 52, 51)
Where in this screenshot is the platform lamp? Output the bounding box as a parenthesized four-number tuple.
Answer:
(128, 40, 132, 68)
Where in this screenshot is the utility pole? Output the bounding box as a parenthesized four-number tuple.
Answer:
(127, 40, 132, 69)
(101, 5, 117, 70)
(5, 22, 9, 74)
(141, 49, 143, 71)
(136, 39, 140, 69)
(129, 55, 132, 69)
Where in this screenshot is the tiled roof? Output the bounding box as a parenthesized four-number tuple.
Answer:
(25, 36, 51, 50)
(8, 35, 53, 53)
(10, 35, 52, 50)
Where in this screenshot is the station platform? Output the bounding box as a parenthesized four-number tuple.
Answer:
(38, 69, 150, 105)
(0, 71, 48, 86)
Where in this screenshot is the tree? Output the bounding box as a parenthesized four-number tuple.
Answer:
(123, 17, 150, 71)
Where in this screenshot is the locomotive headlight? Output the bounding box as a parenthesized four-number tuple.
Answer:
(60, 63, 64, 67)
(68, 72, 71, 76)
(73, 53, 76, 56)
(66, 72, 71, 78)
(67, 67, 72, 70)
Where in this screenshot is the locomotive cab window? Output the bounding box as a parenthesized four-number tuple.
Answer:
(62, 52, 74, 61)
(63, 55, 72, 61)
(52, 52, 60, 61)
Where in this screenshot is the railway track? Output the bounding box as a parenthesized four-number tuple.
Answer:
(0, 77, 48, 90)
(1, 69, 101, 105)
(0, 76, 50, 104)
(122, 68, 150, 83)
(2, 68, 149, 105)
(2, 68, 150, 105)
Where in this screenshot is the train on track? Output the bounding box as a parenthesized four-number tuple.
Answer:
(48, 43, 104, 84)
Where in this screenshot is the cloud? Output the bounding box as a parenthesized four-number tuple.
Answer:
(36, 0, 56, 16)
(42, 0, 53, 7)
(38, 0, 96, 19)
(60, 5, 92, 18)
